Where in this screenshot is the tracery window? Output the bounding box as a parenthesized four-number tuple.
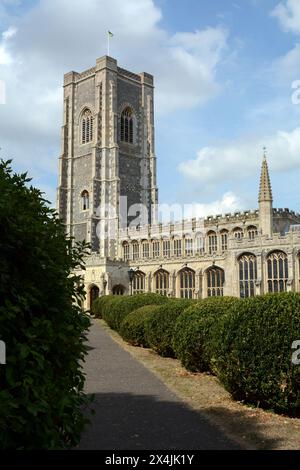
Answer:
(155, 269, 169, 296)
(207, 267, 224, 297)
(233, 228, 244, 240)
(248, 226, 258, 240)
(132, 270, 145, 294)
(81, 109, 93, 144)
(185, 238, 193, 256)
(239, 253, 257, 298)
(221, 230, 228, 251)
(195, 234, 204, 255)
(153, 240, 160, 258)
(174, 239, 182, 257)
(132, 242, 139, 260)
(208, 231, 218, 255)
(120, 107, 134, 143)
(123, 242, 130, 261)
(267, 251, 288, 293)
(179, 268, 195, 299)
(163, 240, 170, 258)
(142, 242, 149, 259)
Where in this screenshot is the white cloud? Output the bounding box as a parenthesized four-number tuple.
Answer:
(0, 0, 229, 203)
(183, 191, 244, 219)
(271, 0, 300, 34)
(178, 127, 300, 186)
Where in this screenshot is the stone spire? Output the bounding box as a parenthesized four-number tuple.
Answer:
(258, 147, 273, 203)
(258, 147, 273, 236)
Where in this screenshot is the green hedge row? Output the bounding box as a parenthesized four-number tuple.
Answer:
(98, 292, 300, 415)
(101, 293, 168, 331)
(119, 304, 161, 347)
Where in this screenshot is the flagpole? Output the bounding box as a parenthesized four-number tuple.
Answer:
(107, 32, 110, 56)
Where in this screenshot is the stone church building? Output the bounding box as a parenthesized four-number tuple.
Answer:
(57, 55, 300, 309)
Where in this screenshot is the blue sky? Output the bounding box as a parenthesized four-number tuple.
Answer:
(1, 0, 300, 216)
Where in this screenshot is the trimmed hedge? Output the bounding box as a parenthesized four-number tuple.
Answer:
(172, 297, 240, 372)
(119, 304, 161, 347)
(102, 293, 168, 331)
(212, 292, 300, 414)
(0, 161, 91, 449)
(91, 295, 115, 318)
(145, 299, 196, 357)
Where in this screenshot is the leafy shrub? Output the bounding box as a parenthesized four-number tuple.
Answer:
(92, 295, 115, 318)
(119, 305, 161, 347)
(102, 293, 168, 331)
(0, 161, 91, 449)
(145, 299, 196, 357)
(212, 292, 300, 414)
(173, 297, 240, 372)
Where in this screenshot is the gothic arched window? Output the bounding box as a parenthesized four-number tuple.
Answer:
(239, 253, 257, 298)
(220, 230, 228, 251)
(208, 231, 218, 255)
(132, 270, 145, 294)
(81, 190, 89, 211)
(247, 226, 258, 240)
(267, 250, 288, 293)
(179, 268, 195, 299)
(132, 241, 139, 260)
(155, 269, 169, 296)
(123, 242, 130, 261)
(120, 106, 134, 143)
(207, 267, 224, 297)
(81, 109, 94, 144)
(233, 227, 244, 240)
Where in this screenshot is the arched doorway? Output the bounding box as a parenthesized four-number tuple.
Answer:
(112, 284, 125, 296)
(89, 285, 100, 309)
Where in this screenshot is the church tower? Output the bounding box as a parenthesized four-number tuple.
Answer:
(258, 149, 273, 236)
(57, 56, 158, 259)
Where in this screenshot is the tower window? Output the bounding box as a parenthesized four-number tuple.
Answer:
(81, 109, 93, 144)
(120, 107, 134, 143)
(81, 190, 89, 211)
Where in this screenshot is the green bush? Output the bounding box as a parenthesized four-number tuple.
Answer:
(212, 292, 300, 414)
(173, 297, 240, 372)
(119, 305, 161, 347)
(145, 299, 196, 357)
(102, 293, 168, 331)
(92, 295, 115, 318)
(0, 161, 91, 449)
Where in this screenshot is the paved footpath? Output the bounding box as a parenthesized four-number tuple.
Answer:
(77, 320, 241, 450)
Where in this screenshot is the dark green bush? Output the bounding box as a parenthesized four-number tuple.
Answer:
(212, 292, 300, 414)
(145, 299, 196, 357)
(173, 297, 240, 372)
(102, 293, 168, 331)
(119, 304, 161, 347)
(0, 161, 91, 449)
(92, 295, 115, 318)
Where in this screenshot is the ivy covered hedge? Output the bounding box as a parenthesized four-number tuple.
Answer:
(212, 292, 300, 414)
(173, 297, 240, 372)
(0, 161, 91, 449)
